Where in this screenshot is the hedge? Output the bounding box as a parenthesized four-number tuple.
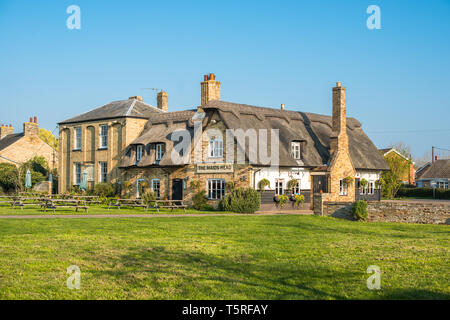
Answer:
(396, 187, 450, 200)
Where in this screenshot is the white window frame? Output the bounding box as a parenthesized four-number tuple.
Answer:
(99, 162, 107, 183)
(74, 163, 81, 185)
(275, 179, 284, 195)
(209, 137, 223, 158)
(99, 125, 108, 149)
(437, 181, 449, 189)
(207, 179, 225, 200)
(152, 179, 161, 199)
(136, 145, 143, 162)
(74, 127, 82, 150)
(339, 179, 348, 196)
(155, 143, 164, 161)
(291, 141, 301, 160)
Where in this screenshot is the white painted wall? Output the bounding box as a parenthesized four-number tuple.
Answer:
(355, 170, 381, 182)
(253, 167, 311, 191)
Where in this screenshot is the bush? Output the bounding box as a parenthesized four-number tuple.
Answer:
(396, 187, 450, 200)
(94, 183, 114, 197)
(219, 188, 261, 213)
(352, 200, 368, 221)
(199, 204, 215, 211)
(0, 163, 20, 192)
(141, 191, 156, 205)
(192, 190, 208, 210)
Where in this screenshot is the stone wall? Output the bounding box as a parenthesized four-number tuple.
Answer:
(319, 200, 450, 225)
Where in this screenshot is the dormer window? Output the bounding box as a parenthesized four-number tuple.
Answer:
(156, 143, 165, 161)
(291, 141, 301, 160)
(209, 137, 223, 158)
(136, 145, 144, 162)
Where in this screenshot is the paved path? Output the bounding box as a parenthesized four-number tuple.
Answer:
(0, 211, 313, 219)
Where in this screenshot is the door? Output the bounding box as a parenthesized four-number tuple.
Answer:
(172, 179, 183, 203)
(313, 175, 327, 193)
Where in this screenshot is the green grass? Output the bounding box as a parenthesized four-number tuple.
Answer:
(0, 215, 448, 299)
(0, 204, 227, 215)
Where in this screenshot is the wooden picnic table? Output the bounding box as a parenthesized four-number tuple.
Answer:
(42, 198, 88, 213)
(11, 197, 47, 209)
(148, 200, 187, 213)
(108, 198, 147, 210)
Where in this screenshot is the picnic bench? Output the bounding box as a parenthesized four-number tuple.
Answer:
(42, 198, 88, 213)
(11, 197, 47, 209)
(148, 200, 187, 213)
(0, 195, 18, 206)
(108, 198, 147, 210)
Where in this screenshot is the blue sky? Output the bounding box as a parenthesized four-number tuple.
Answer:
(0, 0, 449, 158)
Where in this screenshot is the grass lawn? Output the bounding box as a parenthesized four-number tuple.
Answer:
(0, 204, 226, 215)
(0, 215, 448, 299)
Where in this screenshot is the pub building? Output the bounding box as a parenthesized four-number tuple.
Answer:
(59, 74, 389, 210)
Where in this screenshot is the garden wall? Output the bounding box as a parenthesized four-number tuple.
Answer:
(319, 200, 450, 225)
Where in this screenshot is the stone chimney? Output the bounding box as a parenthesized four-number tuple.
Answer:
(0, 124, 14, 140)
(23, 116, 39, 137)
(129, 96, 143, 101)
(200, 73, 221, 107)
(157, 90, 168, 112)
(329, 82, 348, 157)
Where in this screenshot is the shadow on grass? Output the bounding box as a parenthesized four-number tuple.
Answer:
(90, 245, 353, 299)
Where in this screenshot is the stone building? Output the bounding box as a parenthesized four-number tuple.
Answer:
(116, 74, 389, 209)
(0, 117, 57, 169)
(57, 95, 166, 193)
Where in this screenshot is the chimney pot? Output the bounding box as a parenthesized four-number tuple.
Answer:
(281, 104, 285, 110)
(29, 117, 32, 123)
(336, 81, 341, 87)
(34, 116, 37, 123)
(435, 156, 439, 161)
(209, 73, 215, 81)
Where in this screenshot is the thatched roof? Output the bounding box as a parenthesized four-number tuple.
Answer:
(58, 98, 164, 125)
(119, 100, 389, 170)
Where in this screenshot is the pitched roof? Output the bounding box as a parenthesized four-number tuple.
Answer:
(58, 98, 164, 125)
(0, 133, 23, 152)
(417, 160, 450, 179)
(120, 100, 389, 170)
(204, 101, 389, 170)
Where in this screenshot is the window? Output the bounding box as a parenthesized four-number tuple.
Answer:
(156, 143, 164, 161)
(291, 141, 301, 160)
(136, 145, 144, 162)
(99, 162, 107, 183)
(207, 179, 225, 200)
(209, 137, 223, 158)
(339, 179, 348, 196)
(275, 179, 284, 195)
(152, 179, 161, 199)
(74, 127, 82, 150)
(437, 181, 449, 189)
(74, 163, 81, 185)
(359, 180, 375, 195)
(368, 181, 374, 194)
(100, 125, 108, 149)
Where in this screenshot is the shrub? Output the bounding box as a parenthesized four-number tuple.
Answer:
(199, 204, 215, 211)
(141, 191, 156, 205)
(192, 190, 208, 210)
(219, 188, 261, 213)
(94, 183, 114, 197)
(226, 181, 236, 191)
(0, 163, 20, 192)
(396, 187, 450, 200)
(258, 178, 270, 191)
(352, 200, 368, 221)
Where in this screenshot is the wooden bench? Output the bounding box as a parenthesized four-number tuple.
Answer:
(148, 200, 187, 213)
(42, 199, 88, 214)
(108, 198, 147, 210)
(11, 197, 47, 209)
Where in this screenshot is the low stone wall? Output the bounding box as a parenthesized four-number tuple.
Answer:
(320, 200, 450, 225)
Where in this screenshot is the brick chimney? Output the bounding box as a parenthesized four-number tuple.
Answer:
(0, 124, 14, 140)
(23, 116, 39, 136)
(200, 73, 221, 107)
(329, 82, 348, 157)
(157, 90, 168, 112)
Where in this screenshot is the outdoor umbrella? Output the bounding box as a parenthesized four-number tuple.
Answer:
(80, 170, 88, 191)
(49, 173, 53, 183)
(25, 169, 32, 189)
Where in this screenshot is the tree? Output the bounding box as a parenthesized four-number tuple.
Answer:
(381, 153, 410, 199)
(19, 156, 50, 187)
(389, 141, 412, 159)
(39, 128, 59, 151)
(0, 163, 20, 192)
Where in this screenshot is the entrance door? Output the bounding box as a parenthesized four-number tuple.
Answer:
(172, 179, 183, 203)
(313, 175, 327, 193)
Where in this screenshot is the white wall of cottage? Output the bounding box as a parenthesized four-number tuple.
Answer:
(253, 167, 311, 191)
(355, 170, 381, 182)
